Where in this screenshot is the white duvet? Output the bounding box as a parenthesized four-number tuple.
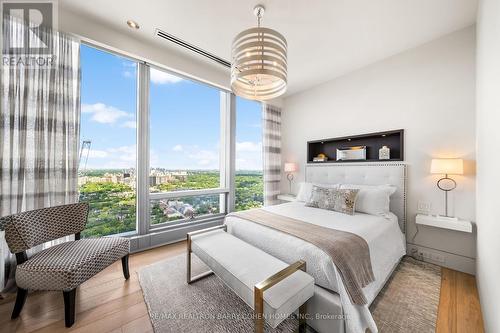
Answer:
(225, 201, 406, 333)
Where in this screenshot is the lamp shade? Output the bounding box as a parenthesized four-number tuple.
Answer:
(430, 158, 463, 175)
(231, 27, 287, 100)
(284, 163, 298, 173)
(230, 6, 287, 101)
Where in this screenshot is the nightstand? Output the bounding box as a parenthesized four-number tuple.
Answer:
(410, 214, 475, 274)
(277, 194, 296, 202)
(415, 214, 472, 233)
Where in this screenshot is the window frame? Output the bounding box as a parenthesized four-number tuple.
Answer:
(149, 192, 228, 229)
(79, 42, 140, 238)
(79, 41, 239, 238)
(145, 64, 235, 231)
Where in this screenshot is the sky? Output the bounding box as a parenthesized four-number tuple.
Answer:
(80, 44, 262, 171)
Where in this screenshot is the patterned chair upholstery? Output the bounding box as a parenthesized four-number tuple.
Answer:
(16, 238, 129, 291)
(3, 203, 130, 327)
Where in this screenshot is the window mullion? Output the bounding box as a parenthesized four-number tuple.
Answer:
(221, 92, 236, 213)
(150, 188, 229, 200)
(137, 63, 150, 235)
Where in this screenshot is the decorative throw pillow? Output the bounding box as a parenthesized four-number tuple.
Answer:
(305, 186, 359, 215)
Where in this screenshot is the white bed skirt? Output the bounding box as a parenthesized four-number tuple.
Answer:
(307, 286, 345, 333)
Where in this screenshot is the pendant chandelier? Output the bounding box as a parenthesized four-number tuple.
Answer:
(231, 5, 287, 101)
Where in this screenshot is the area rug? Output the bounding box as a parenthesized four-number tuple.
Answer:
(369, 257, 441, 333)
(138, 255, 441, 333)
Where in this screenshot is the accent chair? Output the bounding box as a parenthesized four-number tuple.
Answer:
(1, 202, 130, 327)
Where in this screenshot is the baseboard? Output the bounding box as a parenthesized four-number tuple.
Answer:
(407, 242, 476, 275)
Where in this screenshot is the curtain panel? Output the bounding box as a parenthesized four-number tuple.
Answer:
(262, 103, 282, 206)
(0, 14, 81, 293)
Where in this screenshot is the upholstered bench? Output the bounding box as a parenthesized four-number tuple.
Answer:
(187, 225, 314, 333)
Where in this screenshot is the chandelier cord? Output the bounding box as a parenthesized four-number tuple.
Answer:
(256, 8, 264, 72)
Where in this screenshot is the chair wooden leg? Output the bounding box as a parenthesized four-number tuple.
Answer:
(63, 289, 76, 327)
(122, 254, 130, 280)
(11, 287, 28, 319)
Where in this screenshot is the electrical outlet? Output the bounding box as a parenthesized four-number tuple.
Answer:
(418, 249, 446, 264)
(431, 253, 445, 263)
(417, 201, 431, 214)
(419, 250, 431, 259)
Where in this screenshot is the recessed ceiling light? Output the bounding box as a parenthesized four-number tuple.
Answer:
(127, 20, 140, 29)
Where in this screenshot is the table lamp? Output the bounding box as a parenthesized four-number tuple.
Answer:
(284, 163, 298, 194)
(430, 158, 463, 219)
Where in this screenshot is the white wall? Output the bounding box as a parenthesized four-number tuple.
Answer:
(58, 8, 230, 90)
(476, 0, 500, 331)
(281, 27, 476, 273)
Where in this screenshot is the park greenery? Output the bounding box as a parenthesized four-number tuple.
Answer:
(79, 170, 263, 237)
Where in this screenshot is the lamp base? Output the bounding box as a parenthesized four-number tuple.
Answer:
(437, 174, 457, 218)
(287, 173, 294, 195)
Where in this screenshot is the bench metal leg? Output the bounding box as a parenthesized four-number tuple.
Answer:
(254, 261, 308, 333)
(254, 288, 265, 333)
(186, 225, 227, 284)
(186, 247, 214, 284)
(299, 303, 307, 333)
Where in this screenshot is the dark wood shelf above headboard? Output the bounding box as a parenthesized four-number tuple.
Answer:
(307, 129, 404, 163)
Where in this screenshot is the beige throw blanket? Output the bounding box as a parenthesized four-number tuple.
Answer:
(228, 209, 375, 305)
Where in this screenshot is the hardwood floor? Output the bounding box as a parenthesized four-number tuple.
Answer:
(0, 241, 485, 333)
(436, 268, 485, 333)
(0, 241, 185, 333)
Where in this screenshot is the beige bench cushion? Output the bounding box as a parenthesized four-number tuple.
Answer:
(191, 230, 314, 328)
(16, 237, 129, 291)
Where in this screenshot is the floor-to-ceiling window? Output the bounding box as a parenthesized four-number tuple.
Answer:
(78, 43, 260, 242)
(79, 44, 138, 237)
(235, 97, 263, 211)
(148, 67, 225, 225)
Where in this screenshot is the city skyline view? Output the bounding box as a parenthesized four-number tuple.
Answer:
(80, 44, 263, 172)
(78, 44, 264, 237)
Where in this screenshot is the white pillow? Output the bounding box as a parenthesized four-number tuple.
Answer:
(296, 182, 313, 202)
(296, 182, 339, 202)
(339, 184, 397, 194)
(339, 184, 396, 216)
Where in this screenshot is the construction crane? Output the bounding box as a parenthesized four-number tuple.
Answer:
(79, 140, 92, 175)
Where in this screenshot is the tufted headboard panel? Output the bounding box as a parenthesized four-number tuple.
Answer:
(305, 163, 407, 233)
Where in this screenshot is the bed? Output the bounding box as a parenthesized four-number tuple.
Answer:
(225, 163, 407, 333)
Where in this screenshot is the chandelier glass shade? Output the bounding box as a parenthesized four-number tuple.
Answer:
(231, 6, 287, 101)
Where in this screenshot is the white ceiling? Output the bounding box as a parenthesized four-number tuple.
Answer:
(59, 0, 477, 96)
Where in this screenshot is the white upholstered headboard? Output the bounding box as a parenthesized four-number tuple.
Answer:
(305, 163, 407, 233)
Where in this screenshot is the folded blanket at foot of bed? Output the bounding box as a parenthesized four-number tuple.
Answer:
(228, 209, 374, 305)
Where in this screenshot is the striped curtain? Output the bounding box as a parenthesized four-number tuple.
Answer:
(262, 104, 282, 206)
(0, 14, 81, 294)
